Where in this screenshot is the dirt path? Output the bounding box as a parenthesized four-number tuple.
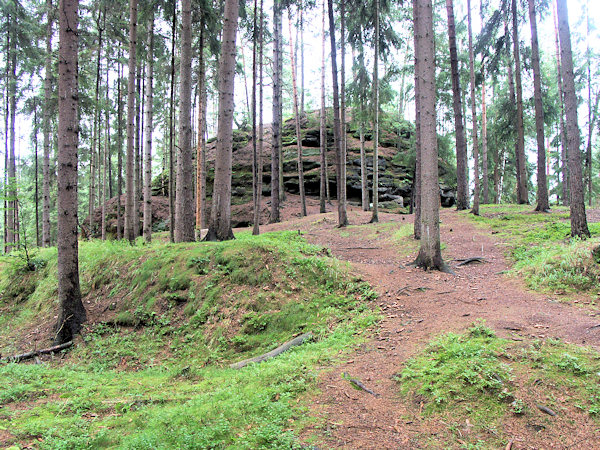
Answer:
(263, 206, 600, 449)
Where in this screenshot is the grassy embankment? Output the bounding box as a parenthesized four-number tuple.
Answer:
(0, 230, 378, 448)
(396, 321, 600, 448)
(467, 204, 600, 295)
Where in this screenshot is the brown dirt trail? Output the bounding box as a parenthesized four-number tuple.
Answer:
(262, 205, 600, 449)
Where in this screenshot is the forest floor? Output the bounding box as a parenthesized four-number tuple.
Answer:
(262, 197, 600, 449)
(3, 196, 600, 448)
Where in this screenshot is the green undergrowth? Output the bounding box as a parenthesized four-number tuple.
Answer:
(397, 321, 600, 448)
(467, 204, 600, 293)
(0, 230, 379, 448)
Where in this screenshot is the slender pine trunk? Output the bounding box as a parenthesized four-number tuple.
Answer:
(143, 9, 154, 243)
(288, 9, 306, 217)
(42, 0, 53, 247)
(370, 0, 379, 223)
(125, 0, 137, 242)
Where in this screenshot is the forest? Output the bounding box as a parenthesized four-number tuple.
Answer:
(1, 0, 600, 447)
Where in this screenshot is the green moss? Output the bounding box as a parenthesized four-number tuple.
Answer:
(397, 321, 600, 448)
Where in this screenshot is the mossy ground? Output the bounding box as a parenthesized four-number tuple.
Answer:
(397, 321, 600, 448)
(466, 204, 600, 294)
(0, 231, 379, 448)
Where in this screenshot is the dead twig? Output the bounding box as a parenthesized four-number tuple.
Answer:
(536, 403, 557, 416)
(343, 372, 380, 398)
(456, 257, 487, 267)
(1, 341, 73, 363)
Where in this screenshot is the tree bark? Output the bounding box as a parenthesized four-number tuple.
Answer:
(195, 18, 206, 238)
(55, 0, 85, 344)
(143, 8, 154, 243)
(175, 0, 195, 242)
(254, 0, 264, 235)
(270, 0, 282, 223)
(557, 0, 590, 238)
(168, 2, 176, 243)
(204, 0, 239, 241)
(319, 0, 327, 214)
(446, 0, 468, 211)
(370, 0, 379, 223)
(34, 101, 40, 247)
(133, 62, 142, 239)
(467, 0, 480, 216)
(102, 58, 109, 241)
(328, 0, 347, 227)
(89, 13, 103, 236)
(413, 2, 421, 239)
(7, 18, 16, 251)
(481, 73, 489, 205)
(552, 4, 568, 206)
(512, 0, 528, 204)
(288, 9, 307, 217)
(42, 0, 53, 247)
(528, 0, 549, 212)
(117, 55, 123, 240)
(125, 0, 137, 242)
(340, 0, 348, 222)
(413, 0, 446, 272)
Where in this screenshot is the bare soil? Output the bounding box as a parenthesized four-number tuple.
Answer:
(260, 199, 600, 449)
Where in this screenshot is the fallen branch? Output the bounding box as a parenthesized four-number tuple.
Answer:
(456, 257, 487, 267)
(230, 333, 313, 369)
(536, 404, 557, 416)
(338, 247, 381, 250)
(1, 341, 73, 363)
(343, 372, 380, 398)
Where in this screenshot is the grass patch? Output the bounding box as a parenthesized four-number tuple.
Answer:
(397, 321, 600, 447)
(467, 204, 600, 293)
(0, 230, 380, 448)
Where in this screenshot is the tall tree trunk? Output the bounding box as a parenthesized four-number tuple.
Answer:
(204, 0, 239, 241)
(288, 10, 307, 217)
(252, 0, 259, 232)
(43, 0, 53, 247)
(7, 21, 16, 251)
(168, 2, 176, 243)
(55, 0, 85, 344)
(143, 8, 154, 243)
(270, 0, 282, 223)
(133, 63, 142, 238)
(414, 0, 446, 271)
(175, 0, 194, 242)
(328, 0, 347, 226)
(117, 55, 123, 239)
(512, 0, 528, 204)
(254, 0, 264, 234)
(528, 0, 549, 212)
(481, 73, 489, 204)
(370, 0, 379, 223)
(585, 2, 596, 206)
(34, 101, 40, 247)
(340, 0, 348, 221)
(90, 15, 103, 235)
(445, 0, 468, 211)
(125, 0, 137, 242)
(195, 18, 206, 238)
(300, 2, 305, 117)
(553, 4, 568, 206)
(319, 0, 327, 214)
(467, 0, 480, 216)
(102, 60, 109, 241)
(557, 0, 590, 238)
(413, 3, 421, 239)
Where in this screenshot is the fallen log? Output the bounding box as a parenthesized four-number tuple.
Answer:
(1, 341, 73, 363)
(230, 333, 313, 369)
